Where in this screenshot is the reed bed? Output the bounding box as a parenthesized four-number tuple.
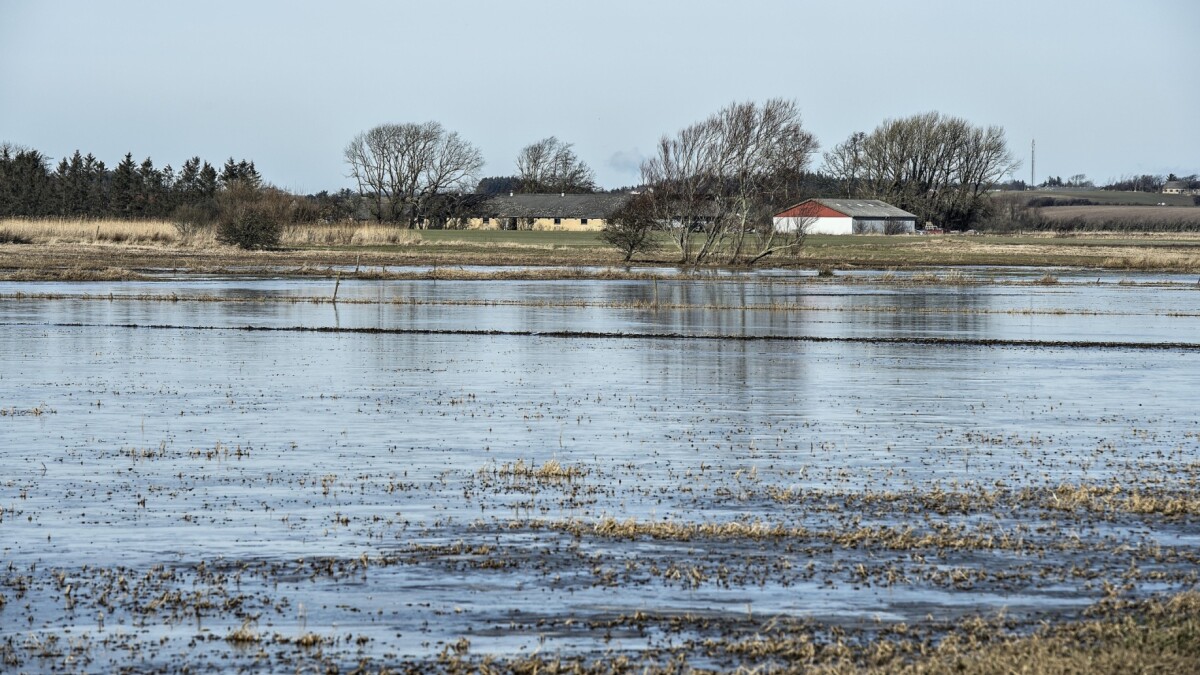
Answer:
(0, 218, 567, 251)
(281, 223, 422, 247)
(0, 218, 434, 249)
(0, 218, 206, 246)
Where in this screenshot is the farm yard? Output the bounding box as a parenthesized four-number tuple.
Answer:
(2, 266, 1199, 671)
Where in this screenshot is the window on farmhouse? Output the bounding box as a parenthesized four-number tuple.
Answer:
(554, 218, 561, 224)
(580, 218, 589, 225)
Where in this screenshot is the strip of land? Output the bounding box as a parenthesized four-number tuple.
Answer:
(3, 219, 1200, 277)
(18, 321, 1200, 351)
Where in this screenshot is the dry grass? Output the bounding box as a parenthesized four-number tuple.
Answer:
(482, 459, 588, 482)
(897, 238, 1200, 272)
(1101, 250, 1200, 271)
(425, 592, 1200, 673)
(1032, 484, 1200, 517)
(225, 618, 261, 644)
(0, 266, 148, 281)
(0, 218, 208, 246)
(845, 592, 1200, 674)
(0, 218, 431, 250)
(281, 223, 422, 247)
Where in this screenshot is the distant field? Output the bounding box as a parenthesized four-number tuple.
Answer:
(1017, 204, 1200, 233)
(1039, 205, 1200, 224)
(996, 189, 1196, 207)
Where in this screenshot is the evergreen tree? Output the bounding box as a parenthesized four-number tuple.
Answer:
(110, 153, 138, 217)
(138, 157, 167, 217)
(54, 157, 72, 214)
(197, 162, 219, 199)
(175, 156, 201, 203)
(83, 154, 108, 216)
(220, 157, 262, 188)
(0, 144, 54, 216)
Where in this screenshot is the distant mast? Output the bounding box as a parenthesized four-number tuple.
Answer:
(1030, 139, 1036, 189)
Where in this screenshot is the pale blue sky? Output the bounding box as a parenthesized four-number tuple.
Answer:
(2, 0, 1196, 192)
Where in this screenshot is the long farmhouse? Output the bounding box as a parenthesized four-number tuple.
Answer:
(463, 193, 630, 232)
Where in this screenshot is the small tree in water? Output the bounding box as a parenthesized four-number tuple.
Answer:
(600, 193, 660, 262)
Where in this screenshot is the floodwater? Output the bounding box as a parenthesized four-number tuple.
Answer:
(1, 270, 1198, 671)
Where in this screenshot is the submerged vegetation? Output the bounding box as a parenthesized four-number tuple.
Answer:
(1, 256, 1197, 669)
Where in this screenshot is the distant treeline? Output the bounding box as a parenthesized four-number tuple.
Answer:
(1104, 173, 1199, 193)
(0, 144, 263, 219)
(999, 174, 1199, 193)
(0, 144, 366, 223)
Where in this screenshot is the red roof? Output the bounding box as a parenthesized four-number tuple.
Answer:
(774, 199, 917, 220)
(775, 200, 847, 218)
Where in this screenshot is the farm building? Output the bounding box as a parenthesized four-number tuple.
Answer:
(773, 199, 918, 235)
(1162, 180, 1199, 196)
(462, 193, 630, 231)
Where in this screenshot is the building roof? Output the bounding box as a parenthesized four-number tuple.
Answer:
(475, 193, 630, 219)
(1164, 180, 1189, 190)
(802, 199, 917, 219)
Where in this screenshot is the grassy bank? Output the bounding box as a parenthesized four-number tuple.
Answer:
(2, 218, 1200, 276)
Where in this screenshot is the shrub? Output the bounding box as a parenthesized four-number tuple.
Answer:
(216, 183, 282, 250)
(170, 202, 218, 239)
(0, 227, 33, 244)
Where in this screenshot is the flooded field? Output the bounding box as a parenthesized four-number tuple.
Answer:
(2, 269, 1198, 671)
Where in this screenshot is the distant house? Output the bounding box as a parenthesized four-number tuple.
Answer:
(462, 193, 630, 231)
(773, 199, 918, 235)
(1162, 180, 1198, 195)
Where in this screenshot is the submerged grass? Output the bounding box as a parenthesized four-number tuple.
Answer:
(6, 291, 1198, 319)
(418, 592, 1200, 673)
(0, 266, 148, 281)
(481, 459, 589, 482)
(850, 592, 1200, 675)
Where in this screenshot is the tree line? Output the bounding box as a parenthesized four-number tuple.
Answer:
(343, 124, 601, 225)
(19, 102, 1189, 257)
(0, 143, 266, 220)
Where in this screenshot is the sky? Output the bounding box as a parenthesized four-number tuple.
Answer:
(2, 0, 1197, 193)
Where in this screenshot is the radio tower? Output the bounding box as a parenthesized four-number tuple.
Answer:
(1030, 139, 1036, 189)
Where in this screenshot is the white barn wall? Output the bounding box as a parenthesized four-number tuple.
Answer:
(774, 216, 853, 235)
(853, 219, 916, 234)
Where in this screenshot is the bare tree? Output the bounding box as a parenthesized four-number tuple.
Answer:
(640, 99, 818, 266)
(822, 131, 866, 197)
(515, 136, 596, 193)
(824, 112, 1018, 230)
(599, 192, 659, 262)
(344, 122, 484, 227)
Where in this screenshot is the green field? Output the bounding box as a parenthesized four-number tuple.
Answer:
(996, 188, 1197, 207)
(309, 229, 1200, 272)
